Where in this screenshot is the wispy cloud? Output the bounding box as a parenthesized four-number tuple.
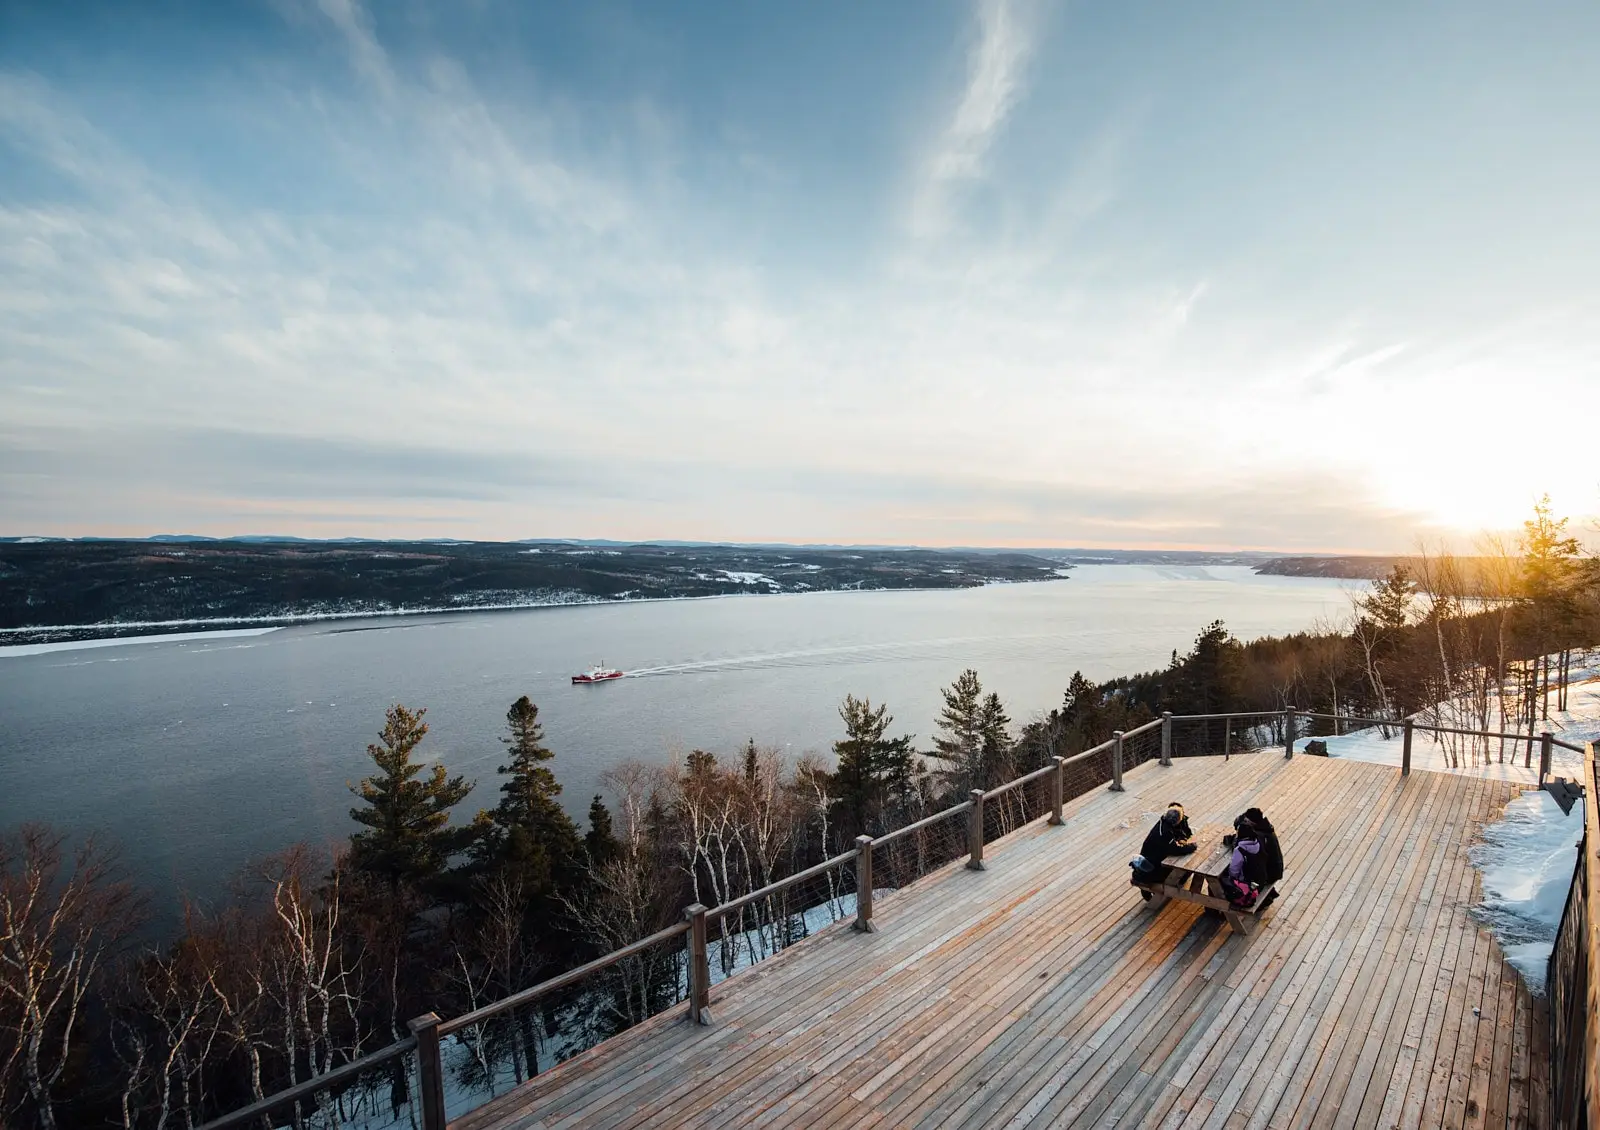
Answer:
(2, 1, 1597, 547)
(910, 0, 1039, 240)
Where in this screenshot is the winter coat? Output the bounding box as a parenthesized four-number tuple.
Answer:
(1227, 836, 1260, 882)
(1234, 809, 1284, 888)
(1140, 804, 1196, 863)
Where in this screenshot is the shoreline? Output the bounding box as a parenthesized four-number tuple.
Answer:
(0, 576, 1069, 651)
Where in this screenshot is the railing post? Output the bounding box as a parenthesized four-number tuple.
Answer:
(685, 904, 712, 1025)
(1402, 719, 1413, 776)
(1540, 731, 1553, 785)
(1048, 756, 1065, 826)
(1223, 715, 1233, 760)
(407, 1013, 448, 1130)
(1110, 731, 1125, 792)
(854, 836, 876, 933)
(966, 789, 986, 871)
(1160, 711, 1173, 766)
(1283, 708, 1295, 759)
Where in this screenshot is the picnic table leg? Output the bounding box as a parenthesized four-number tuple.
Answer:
(1225, 909, 1254, 935)
(1145, 887, 1170, 910)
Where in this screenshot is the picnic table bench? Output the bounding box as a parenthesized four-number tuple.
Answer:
(1131, 829, 1280, 935)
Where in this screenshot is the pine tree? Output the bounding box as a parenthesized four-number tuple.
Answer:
(831, 694, 915, 834)
(585, 794, 620, 868)
(349, 705, 479, 895)
(927, 669, 987, 797)
(1061, 671, 1108, 749)
(1166, 621, 1242, 715)
(485, 696, 581, 894)
(976, 692, 1013, 788)
(1520, 496, 1584, 716)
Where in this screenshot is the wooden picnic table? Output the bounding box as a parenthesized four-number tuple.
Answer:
(1134, 828, 1279, 935)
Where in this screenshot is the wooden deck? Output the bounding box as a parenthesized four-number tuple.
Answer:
(459, 754, 1548, 1129)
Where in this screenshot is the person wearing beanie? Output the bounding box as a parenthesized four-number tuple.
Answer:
(1130, 802, 1197, 889)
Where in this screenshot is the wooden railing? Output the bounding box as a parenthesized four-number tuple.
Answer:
(1546, 739, 1597, 1130)
(194, 708, 1572, 1130)
(1295, 710, 1584, 780)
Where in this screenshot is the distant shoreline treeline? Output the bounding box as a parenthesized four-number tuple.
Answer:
(0, 539, 1069, 643)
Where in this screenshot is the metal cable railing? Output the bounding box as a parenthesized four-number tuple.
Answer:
(199, 706, 1582, 1129)
(195, 1037, 421, 1130)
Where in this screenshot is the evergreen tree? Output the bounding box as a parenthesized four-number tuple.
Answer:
(1058, 671, 1104, 748)
(1520, 496, 1585, 715)
(585, 794, 620, 868)
(1364, 566, 1417, 632)
(685, 749, 717, 777)
(349, 704, 479, 895)
(1166, 621, 1243, 715)
(831, 695, 915, 834)
(484, 696, 581, 895)
(976, 691, 1013, 787)
(927, 669, 989, 797)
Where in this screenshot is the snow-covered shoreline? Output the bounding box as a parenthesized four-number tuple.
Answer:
(0, 578, 1079, 652)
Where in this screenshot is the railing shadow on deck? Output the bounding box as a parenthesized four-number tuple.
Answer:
(197, 708, 1574, 1130)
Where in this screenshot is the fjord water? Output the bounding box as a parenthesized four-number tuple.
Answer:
(2, 565, 1357, 923)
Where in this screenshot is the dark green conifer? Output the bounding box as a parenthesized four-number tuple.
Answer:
(832, 694, 915, 834)
(349, 704, 478, 893)
(485, 696, 581, 894)
(585, 794, 620, 868)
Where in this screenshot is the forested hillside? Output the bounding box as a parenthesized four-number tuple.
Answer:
(0, 540, 1066, 642)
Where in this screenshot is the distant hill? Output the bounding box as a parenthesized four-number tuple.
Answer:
(0, 539, 1071, 644)
(1254, 556, 1403, 579)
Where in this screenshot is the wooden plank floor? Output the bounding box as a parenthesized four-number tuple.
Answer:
(457, 755, 1547, 1129)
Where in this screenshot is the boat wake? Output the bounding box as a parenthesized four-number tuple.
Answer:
(622, 635, 1048, 678)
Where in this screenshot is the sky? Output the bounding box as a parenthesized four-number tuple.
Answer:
(2, 0, 1598, 552)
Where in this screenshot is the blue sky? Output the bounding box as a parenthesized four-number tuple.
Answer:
(2, 0, 1597, 550)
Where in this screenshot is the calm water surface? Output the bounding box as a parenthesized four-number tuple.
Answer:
(2, 565, 1359, 919)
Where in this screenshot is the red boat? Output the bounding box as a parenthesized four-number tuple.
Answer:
(572, 663, 624, 685)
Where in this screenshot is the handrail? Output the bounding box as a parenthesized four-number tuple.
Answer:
(983, 762, 1056, 798)
(710, 849, 859, 921)
(1546, 740, 1599, 1127)
(1175, 711, 1282, 722)
(1296, 710, 1582, 749)
(873, 800, 973, 847)
(206, 706, 1590, 1130)
(1121, 717, 1164, 739)
(440, 921, 691, 1036)
(198, 1036, 419, 1130)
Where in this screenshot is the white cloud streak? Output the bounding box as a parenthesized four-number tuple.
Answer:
(910, 0, 1038, 240)
(2, 1, 1597, 546)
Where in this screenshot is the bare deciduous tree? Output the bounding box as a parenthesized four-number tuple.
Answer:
(0, 825, 142, 1130)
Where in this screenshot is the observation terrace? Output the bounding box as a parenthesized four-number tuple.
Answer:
(461, 752, 1545, 1129)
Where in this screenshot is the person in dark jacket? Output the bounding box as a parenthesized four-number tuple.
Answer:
(1130, 803, 1197, 893)
(1220, 818, 1261, 907)
(1221, 808, 1283, 908)
(1238, 808, 1283, 890)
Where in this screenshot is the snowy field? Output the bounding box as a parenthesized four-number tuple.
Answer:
(1315, 650, 1595, 993)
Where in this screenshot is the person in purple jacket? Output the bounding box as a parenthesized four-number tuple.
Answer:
(1221, 815, 1263, 908)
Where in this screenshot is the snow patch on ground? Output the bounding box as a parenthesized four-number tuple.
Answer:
(1316, 653, 1596, 994)
(720, 570, 777, 586)
(1318, 666, 1600, 786)
(1470, 789, 1584, 993)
